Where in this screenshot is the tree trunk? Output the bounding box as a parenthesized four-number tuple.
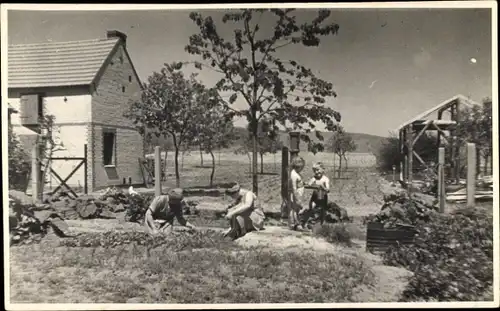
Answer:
(247, 153, 252, 177)
(274, 152, 276, 172)
(163, 149, 168, 181)
(260, 153, 264, 174)
(172, 135, 181, 188)
(489, 149, 493, 175)
(199, 145, 204, 167)
(251, 113, 258, 194)
(343, 154, 348, 171)
(332, 153, 336, 182)
(209, 150, 215, 187)
(338, 154, 342, 178)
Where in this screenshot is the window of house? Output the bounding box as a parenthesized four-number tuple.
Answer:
(128, 75, 132, 82)
(20, 93, 43, 126)
(103, 130, 116, 166)
(122, 86, 126, 93)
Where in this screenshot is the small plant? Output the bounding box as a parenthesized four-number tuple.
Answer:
(313, 223, 352, 247)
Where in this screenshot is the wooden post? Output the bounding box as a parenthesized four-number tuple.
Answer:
(163, 151, 168, 181)
(438, 147, 446, 213)
(83, 144, 88, 194)
(31, 143, 40, 204)
(154, 146, 161, 196)
(407, 124, 413, 192)
(467, 143, 476, 208)
(455, 103, 461, 183)
(281, 146, 289, 221)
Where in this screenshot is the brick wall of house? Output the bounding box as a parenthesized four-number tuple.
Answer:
(91, 43, 145, 190)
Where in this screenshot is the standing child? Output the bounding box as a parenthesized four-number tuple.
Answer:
(303, 162, 330, 226)
(289, 156, 306, 231)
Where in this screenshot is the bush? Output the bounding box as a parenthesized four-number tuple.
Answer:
(313, 223, 352, 247)
(8, 125, 31, 191)
(375, 132, 437, 173)
(383, 208, 493, 301)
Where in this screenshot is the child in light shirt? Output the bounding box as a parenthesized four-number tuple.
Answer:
(301, 162, 330, 226)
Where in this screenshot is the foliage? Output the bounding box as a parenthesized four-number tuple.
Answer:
(185, 9, 342, 193)
(383, 208, 493, 301)
(375, 131, 438, 173)
(363, 189, 438, 228)
(38, 107, 65, 194)
(8, 124, 31, 191)
(313, 223, 353, 247)
(125, 63, 218, 187)
(455, 97, 493, 175)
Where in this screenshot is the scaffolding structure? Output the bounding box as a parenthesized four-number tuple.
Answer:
(397, 94, 480, 187)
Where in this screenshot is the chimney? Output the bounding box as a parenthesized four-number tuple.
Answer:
(107, 30, 127, 45)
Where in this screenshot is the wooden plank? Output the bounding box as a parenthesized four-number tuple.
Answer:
(84, 144, 88, 194)
(31, 143, 40, 204)
(438, 147, 446, 213)
(411, 121, 432, 148)
(467, 143, 476, 208)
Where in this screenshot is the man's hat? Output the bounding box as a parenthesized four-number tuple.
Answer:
(225, 183, 241, 195)
(168, 188, 184, 202)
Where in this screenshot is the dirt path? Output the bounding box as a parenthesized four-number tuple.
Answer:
(235, 226, 413, 303)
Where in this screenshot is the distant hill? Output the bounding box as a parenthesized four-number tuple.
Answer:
(231, 127, 387, 154)
(145, 126, 388, 155)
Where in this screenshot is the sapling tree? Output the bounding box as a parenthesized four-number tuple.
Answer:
(185, 9, 342, 194)
(192, 105, 237, 186)
(125, 63, 217, 187)
(327, 127, 356, 177)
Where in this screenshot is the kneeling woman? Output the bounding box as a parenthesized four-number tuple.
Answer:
(144, 188, 197, 235)
(223, 183, 265, 240)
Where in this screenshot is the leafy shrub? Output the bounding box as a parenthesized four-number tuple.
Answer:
(363, 191, 437, 228)
(383, 208, 493, 301)
(8, 125, 31, 191)
(313, 223, 352, 247)
(375, 132, 437, 173)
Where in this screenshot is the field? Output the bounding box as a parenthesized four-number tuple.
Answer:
(154, 151, 381, 215)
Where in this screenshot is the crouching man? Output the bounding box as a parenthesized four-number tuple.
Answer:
(223, 183, 265, 240)
(144, 188, 197, 235)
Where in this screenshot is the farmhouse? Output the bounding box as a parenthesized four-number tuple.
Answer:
(8, 30, 145, 192)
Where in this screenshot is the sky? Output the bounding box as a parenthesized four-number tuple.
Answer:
(6, 7, 493, 137)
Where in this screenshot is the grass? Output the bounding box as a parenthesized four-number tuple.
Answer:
(10, 236, 375, 303)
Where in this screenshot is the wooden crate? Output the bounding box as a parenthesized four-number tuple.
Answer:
(366, 222, 417, 253)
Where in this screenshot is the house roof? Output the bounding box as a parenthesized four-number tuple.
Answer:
(8, 38, 121, 88)
(397, 94, 481, 131)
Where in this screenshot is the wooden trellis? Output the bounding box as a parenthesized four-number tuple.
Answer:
(398, 94, 480, 188)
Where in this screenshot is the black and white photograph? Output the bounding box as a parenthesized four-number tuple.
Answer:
(2, 2, 498, 309)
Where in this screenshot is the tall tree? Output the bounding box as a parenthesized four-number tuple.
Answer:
(125, 63, 216, 187)
(327, 127, 356, 177)
(185, 9, 342, 194)
(193, 105, 237, 186)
